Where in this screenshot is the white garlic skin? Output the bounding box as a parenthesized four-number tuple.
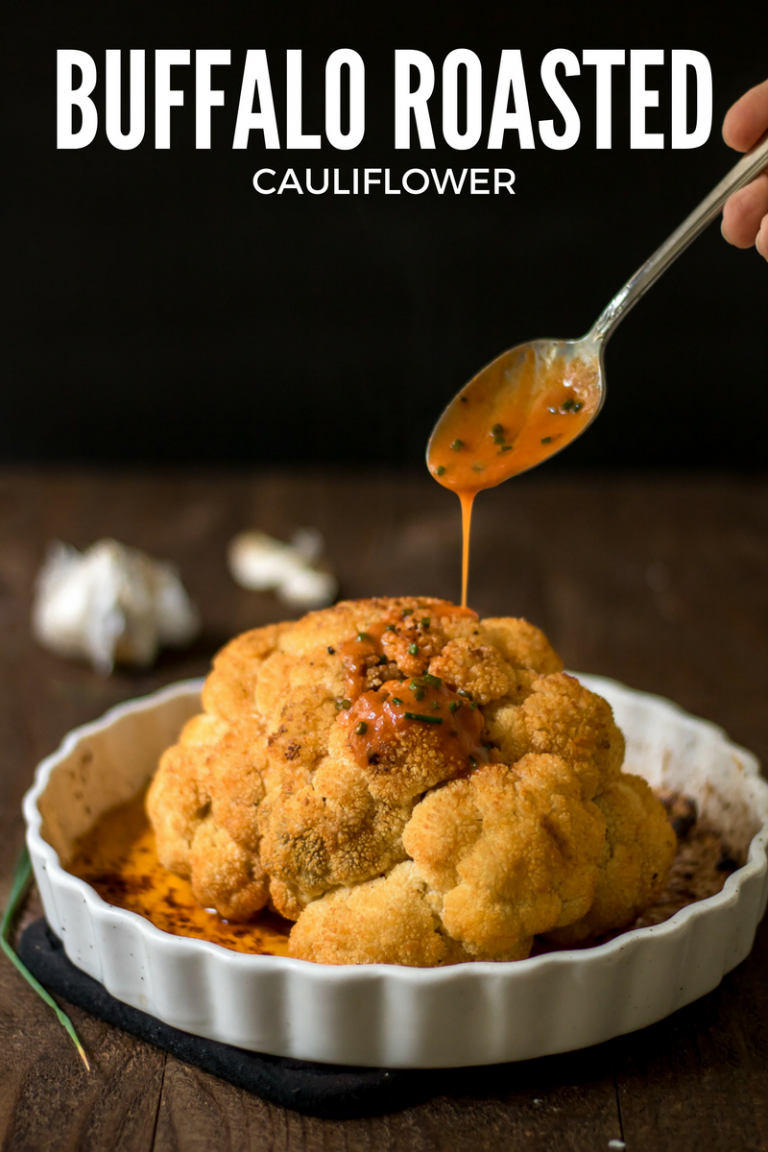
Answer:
(32, 539, 200, 674)
(227, 529, 337, 610)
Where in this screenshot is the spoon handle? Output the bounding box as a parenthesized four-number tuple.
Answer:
(588, 132, 768, 345)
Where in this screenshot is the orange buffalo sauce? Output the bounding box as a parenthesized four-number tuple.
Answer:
(427, 349, 600, 604)
(67, 792, 292, 956)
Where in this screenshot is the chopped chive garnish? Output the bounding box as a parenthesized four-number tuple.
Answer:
(468, 756, 478, 768)
(449, 700, 461, 713)
(458, 689, 474, 700)
(379, 654, 389, 665)
(482, 741, 494, 749)
(355, 721, 368, 736)
(470, 701, 478, 709)
(357, 632, 371, 642)
(402, 608, 414, 617)
(392, 697, 403, 706)
(327, 646, 335, 654)
(421, 617, 431, 629)
(1, 845, 91, 1071)
(541, 436, 552, 444)
(499, 445, 513, 453)
(413, 689, 425, 701)
(380, 692, 390, 701)
(435, 465, 446, 476)
(493, 435, 505, 445)
(335, 698, 352, 710)
(422, 672, 442, 688)
(472, 463, 484, 473)
(491, 423, 503, 435)
(573, 402, 583, 412)
(460, 395, 468, 403)
(408, 643, 419, 656)
(431, 701, 441, 710)
(450, 439, 464, 451)
(385, 624, 396, 631)
(404, 712, 444, 724)
(562, 397, 575, 411)
(547, 406, 557, 414)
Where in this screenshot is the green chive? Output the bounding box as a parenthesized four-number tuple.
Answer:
(408, 643, 419, 656)
(450, 439, 464, 451)
(493, 435, 505, 445)
(472, 463, 484, 473)
(458, 689, 474, 700)
(470, 702, 478, 710)
(573, 402, 583, 412)
(491, 423, 503, 435)
(402, 608, 413, 617)
(435, 465, 446, 476)
(421, 617, 431, 629)
(422, 673, 442, 688)
(404, 712, 444, 724)
(541, 436, 552, 444)
(378, 654, 388, 665)
(499, 445, 513, 453)
(468, 756, 478, 768)
(460, 395, 468, 403)
(385, 624, 396, 632)
(355, 721, 368, 736)
(547, 406, 558, 414)
(449, 700, 461, 713)
(562, 397, 575, 411)
(335, 698, 352, 710)
(392, 697, 403, 706)
(327, 646, 335, 654)
(357, 632, 372, 642)
(431, 701, 441, 710)
(1, 846, 90, 1071)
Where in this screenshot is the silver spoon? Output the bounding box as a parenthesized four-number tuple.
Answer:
(428, 132, 768, 473)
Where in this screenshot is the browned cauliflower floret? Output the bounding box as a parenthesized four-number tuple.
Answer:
(401, 755, 606, 960)
(147, 597, 675, 960)
(484, 672, 625, 802)
(546, 773, 677, 945)
(289, 862, 470, 966)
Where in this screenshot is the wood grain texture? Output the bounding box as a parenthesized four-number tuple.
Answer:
(1, 468, 766, 1151)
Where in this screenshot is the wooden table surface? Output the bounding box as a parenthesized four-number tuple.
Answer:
(1, 468, 767, 1152)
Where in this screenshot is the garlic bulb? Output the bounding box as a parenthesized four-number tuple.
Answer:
(32, 539, 200, 673)
(227, 529, 338, 610)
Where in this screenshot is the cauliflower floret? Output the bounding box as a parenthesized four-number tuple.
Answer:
(289, 861, 470, 966)
(547, 773, 677, 945)
(428, 638, 520, 705)
(147, 597, 674, 961)
(399, 755, 606, 961)
(484, 672, 625, 802)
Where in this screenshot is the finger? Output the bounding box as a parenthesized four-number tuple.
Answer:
(721, 172, 768, 247)
(756, 215, 768, 262)
(722, 77, 768, 152)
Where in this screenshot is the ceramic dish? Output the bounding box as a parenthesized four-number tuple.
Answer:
(23, 675, 768, 1068)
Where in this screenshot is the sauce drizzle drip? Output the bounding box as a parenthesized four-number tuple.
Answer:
(427, 348, 599, 604)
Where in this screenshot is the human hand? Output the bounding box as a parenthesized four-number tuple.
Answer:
(721, 79, 768, 261)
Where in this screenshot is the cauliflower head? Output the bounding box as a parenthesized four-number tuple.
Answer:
(146, 597, 674, 964)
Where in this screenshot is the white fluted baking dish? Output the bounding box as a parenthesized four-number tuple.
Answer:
(23, 675, 768, 1068)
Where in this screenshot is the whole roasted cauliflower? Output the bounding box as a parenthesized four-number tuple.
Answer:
(147, 597, 676, 965)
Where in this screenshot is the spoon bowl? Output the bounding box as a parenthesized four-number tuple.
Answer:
(427, 335, 604, 493)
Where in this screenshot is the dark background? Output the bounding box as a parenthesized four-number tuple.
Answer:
(3, 1, 767, 470)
